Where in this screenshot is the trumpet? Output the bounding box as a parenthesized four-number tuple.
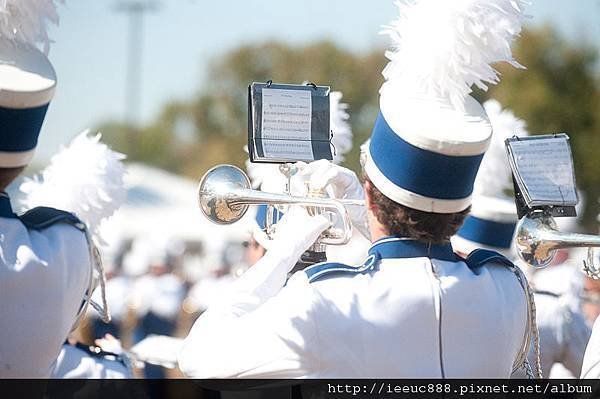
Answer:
(197, 164, 363, 246)
(515, 212, 600, 279)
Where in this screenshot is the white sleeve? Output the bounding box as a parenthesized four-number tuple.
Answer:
(178, 267, 321, 378)
(558, 304, 591, 377)
(580, 316, 600, 378)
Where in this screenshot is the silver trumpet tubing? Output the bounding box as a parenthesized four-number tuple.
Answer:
(516, 213, 600, 279)
(198, 164, 363, 246)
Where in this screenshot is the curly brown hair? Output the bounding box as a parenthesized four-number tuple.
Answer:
(364, 175, 469, 244)
(0, 167, 25, 191)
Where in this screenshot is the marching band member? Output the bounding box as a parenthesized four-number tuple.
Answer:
(451, 100, 591, 378)
(51, 337, 133, 379)
(179, 0, 533, 378)
(581, 313, 600, 378)
(0, 1, 126, 378)
(127, 235, 185, 378)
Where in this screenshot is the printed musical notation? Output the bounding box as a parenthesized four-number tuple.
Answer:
(508, 136, 578, 206)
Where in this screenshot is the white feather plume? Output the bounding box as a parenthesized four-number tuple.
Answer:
(244, 157, 279, 190)
(20, 130, 126, 243)
(330, 91, 353, 164)
(381, 0, 527, 110)
(474, 99, 528, 199)
(0, 0, 62, 54)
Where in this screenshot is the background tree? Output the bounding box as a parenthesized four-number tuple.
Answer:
(486, 26, 600, 231)
(98, 26, 600, 231)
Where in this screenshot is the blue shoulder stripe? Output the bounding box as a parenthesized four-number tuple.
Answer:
(304, 254, 379, 283)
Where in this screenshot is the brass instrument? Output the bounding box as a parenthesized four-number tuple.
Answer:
(198, 164, 363, 246)
(516, 212, 600, 279)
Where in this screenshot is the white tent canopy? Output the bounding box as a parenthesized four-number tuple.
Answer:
(100, 163, 253, 253)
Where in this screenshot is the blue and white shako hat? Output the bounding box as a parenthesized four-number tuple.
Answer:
(250, 204, 284, 250)
(0, 0, 60, 168)
(452, 99, 529, 256)
(364, 0, 527, 213)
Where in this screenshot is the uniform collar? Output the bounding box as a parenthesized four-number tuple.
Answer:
(368, 236, 458, 262)
(0, 192, 16, 218)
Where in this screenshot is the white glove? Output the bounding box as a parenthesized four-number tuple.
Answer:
(298, 160, 370, 239)
(225, 206, 330, 308)
(269, 205, 331, 264)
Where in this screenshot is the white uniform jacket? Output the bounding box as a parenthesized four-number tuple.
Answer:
(51, 343, 132, 379)
(0, 194, 92, 378)
(512, 291, 590, 378)
(580, 315, 600, 378)
(179, 237, 529, 378)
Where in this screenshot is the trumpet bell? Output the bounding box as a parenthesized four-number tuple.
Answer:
(515, 216, 559, 268)
(198, 164, 251, 224)
(516, 214, 600, 274)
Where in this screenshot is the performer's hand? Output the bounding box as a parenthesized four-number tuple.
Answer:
(271, 206, 330, 263)
(299, 160, 369, 239)
(95, 334, 124, 355)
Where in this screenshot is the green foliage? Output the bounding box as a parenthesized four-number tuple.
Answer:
(98, 26, 600, 230)
(486, 26, 600, 231)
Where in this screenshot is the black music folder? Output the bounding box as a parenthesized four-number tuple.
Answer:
(248, 82, 332, 163)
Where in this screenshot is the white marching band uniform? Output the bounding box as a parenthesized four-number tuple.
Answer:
(451, 100, 592, 378)
(0, 1, 126, 378)
(180, 229, 530, 378)
(180, 0, 534, 378)
(581, 316, 600, 378)
(0, 196, 94, 378)
(51, 342, 132, 379)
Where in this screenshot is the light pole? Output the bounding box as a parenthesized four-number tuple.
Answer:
(115, 0, 160, 127)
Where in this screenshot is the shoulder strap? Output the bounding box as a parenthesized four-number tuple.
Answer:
(304, 254, 379, 283)
(18, 206, 85, 232)
(464, 248, 515, 269)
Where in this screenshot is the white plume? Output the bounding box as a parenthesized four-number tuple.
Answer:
(474, 99, 528, 199)
(381, 0, 527, 110)
(330, 91, 353, 164)
(0, 0, 62, 54)
(244, 156, 280, 190)
(20, 130, 126, 243)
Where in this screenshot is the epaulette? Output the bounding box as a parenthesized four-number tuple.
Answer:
(18, 206, 85, 232)
(304, 254, 379, 284)
(463, 249, 515, 270)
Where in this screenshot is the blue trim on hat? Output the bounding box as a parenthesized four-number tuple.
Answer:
(0, 104, 49, 152)
(254, 204, 282, 230)
(369, 113, 484, 200)
(457, 215, 516, 249)
(0, 193, 16, 218)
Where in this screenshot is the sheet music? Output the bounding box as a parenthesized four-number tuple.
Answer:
(249, 82, 332, 163)
(261, 88, 312, 141)
(261, 139, 314, 161)
(508, 136, 578, 206)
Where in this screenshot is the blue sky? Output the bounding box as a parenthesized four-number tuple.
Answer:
(35, 0, 600, 162)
